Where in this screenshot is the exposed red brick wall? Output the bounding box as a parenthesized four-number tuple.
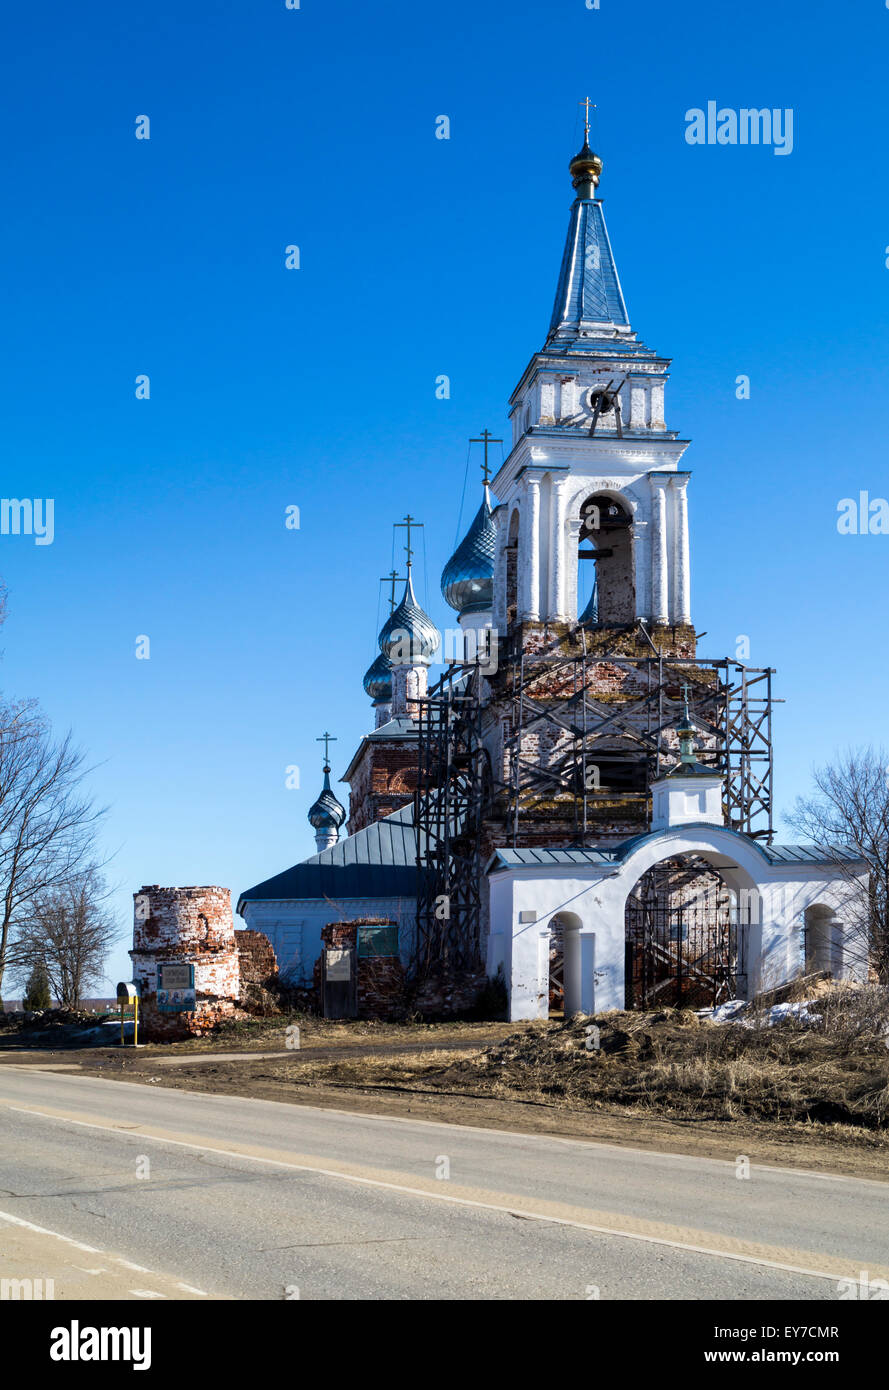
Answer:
(130, 885, 245, 1041)
(237, 930, 278, 988)
(346, 742, 419, 833)
(313, 918, 406, 1020)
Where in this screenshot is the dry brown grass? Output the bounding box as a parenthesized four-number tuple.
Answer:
(249, 990, 889, 1141)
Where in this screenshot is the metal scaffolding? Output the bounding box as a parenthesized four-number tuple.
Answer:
(414, 640, 775, 980)
(413, 663, 488, 980)
(503, 650, 774, 846)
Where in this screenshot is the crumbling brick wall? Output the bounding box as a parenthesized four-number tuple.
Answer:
(237, 930, 278, 988)
(313, 918, 406, 1019)
(130, 885, 244, 1041)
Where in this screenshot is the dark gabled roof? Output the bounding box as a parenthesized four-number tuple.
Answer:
(237, 804, 423, 913)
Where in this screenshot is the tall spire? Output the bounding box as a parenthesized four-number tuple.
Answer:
(546, 120, 631, 351)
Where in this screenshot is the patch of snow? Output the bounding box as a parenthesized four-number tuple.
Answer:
(698, 998, 822, 1028)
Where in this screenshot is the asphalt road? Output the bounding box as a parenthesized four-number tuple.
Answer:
(0, 1065, 886, 1300)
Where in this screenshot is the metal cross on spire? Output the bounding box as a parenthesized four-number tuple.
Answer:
(378, 569, 404, 611)
(579, 96, 596, 142)
(316, 731, 337, 768)
(470, 429, 502, 486)
(394, 514, 423, 569)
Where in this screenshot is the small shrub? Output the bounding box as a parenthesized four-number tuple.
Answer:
(23, 965, 52, 1012)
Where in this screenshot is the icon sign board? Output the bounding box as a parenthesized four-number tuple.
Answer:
(157, 962, 196, 1013)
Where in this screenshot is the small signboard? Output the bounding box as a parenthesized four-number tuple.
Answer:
(325, 948, 352, 981)
(357, 925, 399, 958)
(156, 962, 196, 1013)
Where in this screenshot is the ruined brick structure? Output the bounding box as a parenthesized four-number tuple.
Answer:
(313, 919, 407, 1019)
(130, 885, 245, 1041)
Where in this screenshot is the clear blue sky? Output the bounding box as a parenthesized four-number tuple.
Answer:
(1, 0, 887, 989)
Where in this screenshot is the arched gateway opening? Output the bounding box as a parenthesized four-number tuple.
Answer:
(624, 855, 748, 1008)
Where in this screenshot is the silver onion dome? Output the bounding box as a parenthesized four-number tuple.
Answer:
(378, 570, 439, 666)
(441, 487, 496, 617)
(307, 766, 346, 831)
(363, 650, 393, 702)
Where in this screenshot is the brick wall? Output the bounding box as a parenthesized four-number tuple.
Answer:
(313, 918, 406, 1019)
(130, 885, 245, 1041)
(346, 741, 419, 834)
(236, 930, 278, 988)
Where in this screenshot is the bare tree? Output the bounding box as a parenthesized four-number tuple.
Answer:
(786, 747, 889, 982)
(13, 868, 120, 1009)
(0, 698, 106, 1002)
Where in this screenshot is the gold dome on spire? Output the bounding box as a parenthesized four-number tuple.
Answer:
(569, 139, 603, 194)
(571, 96, 603, 196)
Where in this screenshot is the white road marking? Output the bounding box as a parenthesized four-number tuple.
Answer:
(0, 1198, 202, 1296)
(176, 1281, 208, 1295)
(3, 1102, 868, 1287)
(0, 1207, 102, 1254)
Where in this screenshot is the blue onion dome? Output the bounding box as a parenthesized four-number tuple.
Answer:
(307, 766, 346, 831)
(441, 486, 496, 617)
(377, 570, 440, 666)
(363, 650, 393, 702)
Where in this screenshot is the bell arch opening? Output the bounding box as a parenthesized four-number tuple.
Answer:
(624, 855, 748, 1009)
(578, 493, 635, 626)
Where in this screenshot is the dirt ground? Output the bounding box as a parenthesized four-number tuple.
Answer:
(6, 1007, 889, 1184)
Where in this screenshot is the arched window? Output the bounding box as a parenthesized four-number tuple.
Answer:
(578, 493, 635, 625)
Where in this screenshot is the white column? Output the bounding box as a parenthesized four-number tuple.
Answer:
(672, 474, 691, 624)
(566, 518, 583, 622)
(548, 478, 567, 620)
(650, 476, 669, 624)
(521, 478, 541, 620)
(651, 380, 666, 431)
(630, 382, 646, 430)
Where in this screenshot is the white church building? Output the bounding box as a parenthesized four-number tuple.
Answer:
(239, 127, 866, 1020)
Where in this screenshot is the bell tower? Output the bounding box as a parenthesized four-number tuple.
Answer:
(490, 127, 693, 650)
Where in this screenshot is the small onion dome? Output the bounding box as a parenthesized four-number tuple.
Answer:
(378, 570, 440, 666)
(307, 766, 346, 831)
(569, 138, 603, 194)
(363, 650, 393, 702)
(666, 698, 718, 779)
(441, 486, 496, 617)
